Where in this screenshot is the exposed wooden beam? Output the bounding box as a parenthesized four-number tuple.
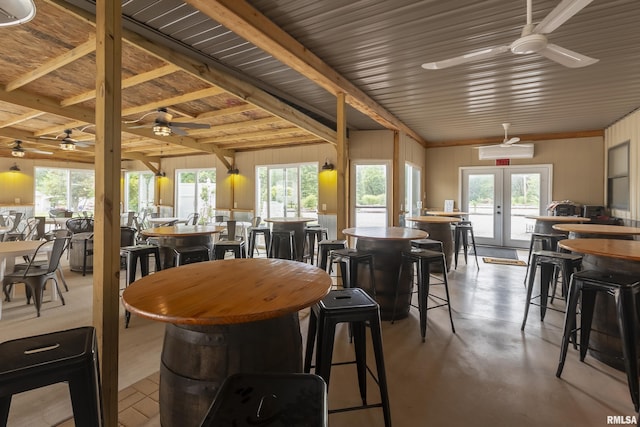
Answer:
(122, 87, 225, 118)
(5, 36, 97, 92)
(45, 0, 337, 147)
(61, 64, 180, 107)
(202, 127, 302, 144)
(218, 135, 321, 149)
(184, 0, 426, 146)
(0, 111, 45, 128)
(336, 92, 348, 239)
(195, 104, 258, 120)
(121, 151, 161, 164)
(426, 129, 605, 148)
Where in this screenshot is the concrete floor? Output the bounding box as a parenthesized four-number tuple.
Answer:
(0, 250, 635, 426)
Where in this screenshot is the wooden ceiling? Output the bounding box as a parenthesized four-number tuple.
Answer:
(0, 0, 338, 165)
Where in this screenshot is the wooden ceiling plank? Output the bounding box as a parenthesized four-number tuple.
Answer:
(44, 0, 337, 147)
(183, 0, 426, 146)
(35, 121, 91, 138)
(200, 128, 302, 144)
(5, 36, 97, 92)
(195, 104, 258, 119)
(61, 64, 181, 107)
(0, 111, 46, 128)
(427, 129, 605, 148)
(218, 135, 320, 149)
(121, 87, 225, 118)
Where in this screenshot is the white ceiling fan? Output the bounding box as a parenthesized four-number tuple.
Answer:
(422, 0, 598, 70)
(475, 124, 534, 159)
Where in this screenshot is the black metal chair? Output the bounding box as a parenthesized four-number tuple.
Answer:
(214, 220, 246, 259)
(14, 229, 72, 292)
(2, 236, 70, 317)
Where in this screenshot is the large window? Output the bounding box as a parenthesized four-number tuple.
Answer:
(175, 169, 216, 223)
(405, 162, 422, 217)
(352, 161, 390, 227)
(256, 163, 318, 219)
(124, 171, 155, 214)
(34, 167, 95, 216)
(607, 141, 629, 210)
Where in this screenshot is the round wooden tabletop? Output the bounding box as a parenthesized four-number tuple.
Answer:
(525, 215, 590, 222)
(553, 223, 640, 235)
(122, 258, 332, 325)
(558, 238, 640, 262)
(425, 211, 468, 216)
(263, 217, 316, 223)
(140, 225, 224, 237)
(405, 216, 461, 223)
(343, 226, 427, 240)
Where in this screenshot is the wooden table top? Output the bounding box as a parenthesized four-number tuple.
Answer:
(0, 240, 44, 256)
(405, 216, 461, 224)
(263, 217, 316, 223)
(553, 223, 640, 235)
(525, 215, 590, 222)
(147, 217, 179, 223)
(122, 258, 332, 325)
(140, 225, 224, 237)
(558, 238, 640, 262)
(425, 211, 468, 216)
(343, 226, 428, 240)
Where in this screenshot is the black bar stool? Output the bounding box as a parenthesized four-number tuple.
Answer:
(317, 240, 347, 271)
(0, 326, 103, 426)
(213, 241, 246, 259)
(411, 238, 443, 252)
(173, 246, 210, 266)
(453, 221, 479, 269)
(268, 230, 296, 260)
(556, 270, 640, 412)
(523, 232, 567, 285)
(521, 250, 582, 331)
(304, 226, 328, 265)
(303, 288, 392, 427)
(327, 248, 376, 295)
(199, 373, 327, 427)
(248, 227, 271, 258)
(119, 244, 162, 328)
(396, 248, 455, 341)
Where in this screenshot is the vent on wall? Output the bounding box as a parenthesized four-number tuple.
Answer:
(478, 144, 534, 160)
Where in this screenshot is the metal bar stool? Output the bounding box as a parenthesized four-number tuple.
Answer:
(248, 227, 271, 258)
(268, 230, 296, 260)
(317, 240, 347, 271)
(521, 250, 582, 331)
(213, 241, 246, 259)
(453, 221, 479, 269)
(173, 246, 210, 266)
(523, 232, 567, 286)
(396, 248, 455, 341)
(411, 238, 443, 252)
(119, 244, 162, 328)
(303, 288, 392, 427)
(304, 226, 328, 265)
(327, 248, 376, 295)
(557, 270, 640, 412)
(0, 326, 103, 426)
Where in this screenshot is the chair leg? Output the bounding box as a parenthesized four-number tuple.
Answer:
(615, 289, 640, 412)
(556, 278, 581, 377)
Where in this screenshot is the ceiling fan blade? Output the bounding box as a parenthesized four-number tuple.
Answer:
(422, 45, 510, 70)
(504, 137, 521, 145)
(173, 122, 211, 129)
(125, 124, 151, 130)
(534, 0, 593, 35)
(538, 43, 598, 68)
(26, 148, 53, 155)
(169, 126, 187, 136)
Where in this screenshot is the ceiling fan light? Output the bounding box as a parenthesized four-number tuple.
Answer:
(0, 0, 36, 27)
(153, 124, 172, 137)
(60, 141, 76, 151)
(11, 149, 25, 157)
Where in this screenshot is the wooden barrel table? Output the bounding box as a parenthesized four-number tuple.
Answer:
(558, 238, 640, 372)
(122, 258, 332, 427)
(405, 216, 460, 272)
(140, 225, 223, 269)
(343, 227, 428, 321)
(553, 223, 640, 241)
(263, 217, 316, 261)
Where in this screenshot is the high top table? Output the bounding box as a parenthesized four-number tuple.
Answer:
(525, 215, 590, 234)
(405, 216, 461, 271)
(343, 226, 427, 320)
(263, 217, 316, 261)
(140, 225, 223, 268)
(425, 211, 468, 217)
(122, 258, 331, 427)
(553, 223, 640, 239)
(558, 238, 640, 371)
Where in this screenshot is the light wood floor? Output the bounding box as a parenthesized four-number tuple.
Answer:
(0, 250, 635, 426)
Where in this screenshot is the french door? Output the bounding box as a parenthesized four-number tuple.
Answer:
(460, 165, 551, 248)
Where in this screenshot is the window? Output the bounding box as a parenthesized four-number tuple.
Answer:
(175, 169, 216, 223)
(124, 171, 155, 214)
(256, 163, 318, 219)
(607, 142, 629, 210)
(34, 167, 95, 216)
(405, 163, 422, 217)
(352, 161, 390, 227)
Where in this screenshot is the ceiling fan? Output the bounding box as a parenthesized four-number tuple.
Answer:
(475, 124, 534, 159)
(39, 129, 93, 151)
(6, 140, 53, 157)
(422, 0, 598, 70)
(128, 108, 211, 136)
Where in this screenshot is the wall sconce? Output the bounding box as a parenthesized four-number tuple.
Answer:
(227, 168, 239, 175)
(9, 163, 20, 172)
(321, 159, 334, 171)
(155, 171, 166, 177)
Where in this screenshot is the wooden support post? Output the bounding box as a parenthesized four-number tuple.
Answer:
(393, 131, 400, 226)
(95, 0, 122, 425)
(336, 93, 348, 238)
